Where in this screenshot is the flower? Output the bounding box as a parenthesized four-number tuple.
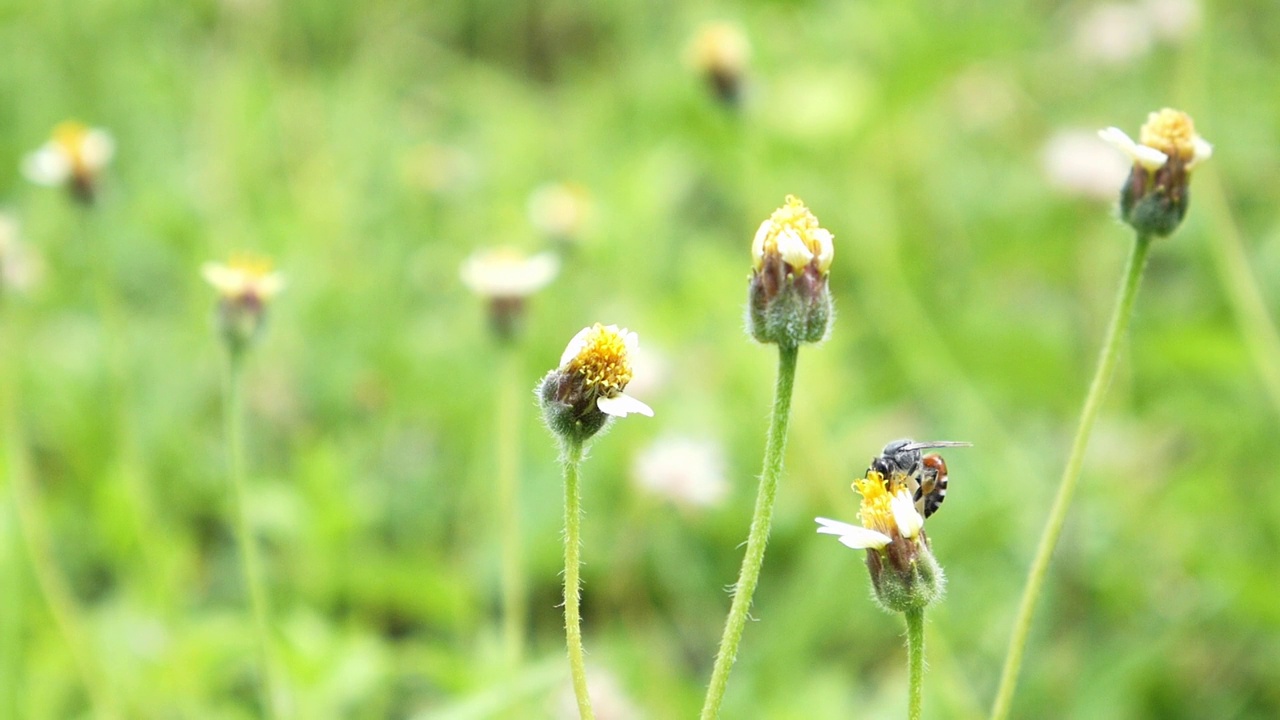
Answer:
(747, 194, 835, 347)
(202, 255, 285, 355)
(688, 22, 750, 106)
(460, 247, 559, 341)
(539, 324, 653, 445)
(528, 182, 591, 244)
(816, 470, 944, 612)
(1099, 108, 1212, 236)
(23, 121, 115, 204)
(460, 248, 558, 299)
(0, 214, 41, 296)
(633, 436, 729, 509)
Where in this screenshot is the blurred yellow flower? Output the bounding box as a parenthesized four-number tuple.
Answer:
(528, 182, 591, 242)
(23, 121, 115, 202)
(688, 21, 750, 105)
(202, 256, 286, 302)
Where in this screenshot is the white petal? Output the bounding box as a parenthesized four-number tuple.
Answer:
(776, 227, 814, 269)
(81, 129, 115, 170)
(596, 392, 653, 418)
(559, 326, 593, 367)
(620, 327, 640, 355)
(812, 228, 834, 272)
(751, 220, 771, 262)
(891, 490, 924, 539)
(22, 146, 70, 186)
(1187, 136, 1213, 170)
(837, 531, 892, 550)
(1099, 126, 1167, 170)
(202, 263, 244, 295)
(815, 517, 891, 550)
(255, 273, 286, 299)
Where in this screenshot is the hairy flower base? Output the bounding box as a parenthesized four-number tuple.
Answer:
(867, 531, 946, 613)
(540, 323, 652, 445)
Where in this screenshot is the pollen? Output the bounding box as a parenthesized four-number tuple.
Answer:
(1139, 108, 1198, 161)
(752, 194, 834, 273)
(855, 471, 898, 537)
(566, 323, 634, 397)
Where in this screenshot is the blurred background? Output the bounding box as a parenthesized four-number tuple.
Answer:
(1, 0, 1279, 717)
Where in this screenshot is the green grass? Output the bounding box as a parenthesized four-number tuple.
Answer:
(2, 0, 1279, 717)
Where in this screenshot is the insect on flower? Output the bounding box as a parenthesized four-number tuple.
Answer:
(867, 439, 972, 519)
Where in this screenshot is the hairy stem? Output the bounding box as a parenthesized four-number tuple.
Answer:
(561, 440, 594, 719)
(700, 344, 800, 719)
(906, 607, 925, 720)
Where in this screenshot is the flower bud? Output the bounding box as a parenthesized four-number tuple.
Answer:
(747, 195, 834, 347)
(23, 121, 115, 205)
(539, 324, 653, 446)
(1099, 108, 1212, 237)
(201, 256, 285, 357)
(459, 247, 559, 342)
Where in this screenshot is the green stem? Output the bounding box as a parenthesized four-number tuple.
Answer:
(226, 354, 285, 719)
(905, 608, 925, 720)
(561, 441, 594, 719)
(497, 345, 526, 668)
(700, 344, 800, 719)
(2, 309, 118, 719)
(990, 233, 1154, 720)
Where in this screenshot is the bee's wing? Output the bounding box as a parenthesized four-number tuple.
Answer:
(899, 440, 972, 452)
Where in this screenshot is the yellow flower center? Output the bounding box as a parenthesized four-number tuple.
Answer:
(227, 253, 276, 280)
(753, 194, 833, 272)
(855, 471, 900, 537)
(53, 121, 91, 171)
(1139, 108, 1198, 161)
(566, 324, 633, 397)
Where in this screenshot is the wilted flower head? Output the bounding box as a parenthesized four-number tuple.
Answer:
(747, 194, 835, 347)
(539, 323, 653, 445)
(460, 247, 559, 341)
(23, 121, 115, 204)
(528, 182, 591, 245)
(816, 469, 944, 613)
(0, 215, 41, 297)
(633, 436, 729, 509)
(688, 21, 751, 107)
(202, 255, 285, 356)
(1099, 108, 1212, 237)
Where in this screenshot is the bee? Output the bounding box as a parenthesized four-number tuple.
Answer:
(867, 439, 971, 519)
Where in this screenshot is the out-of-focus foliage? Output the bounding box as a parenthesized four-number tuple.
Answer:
(1, 0, 1278, 717)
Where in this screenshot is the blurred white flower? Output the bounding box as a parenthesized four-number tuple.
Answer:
(23, 121, 115, 202)
(1142, 0, 1201, 41)
(1041, 129, 1132, 200)
(0, 214, 42, 295)
(401, 142, 479, 195)
(202, 256, 286, 301)
(633, 436, 729, 509)
(459, 247, 558, 299)
(528, 182, 592, 242)
(554, 666, 639, 720)
(1073, 3, 1153, 64)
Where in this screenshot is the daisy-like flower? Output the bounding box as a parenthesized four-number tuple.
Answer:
(816, 470, 944, 613)
(528, 182, 591, 245)
(23, 121, 115, 204)
(202, 255, 285, 355)
(1099, 108, 1212, 237)
(539, 323, 653, 444)
(687, 21, 751, 107)
(460, 247, 558, 341)
(747, 194, 835, 347)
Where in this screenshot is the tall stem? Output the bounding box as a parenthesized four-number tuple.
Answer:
(497, 346, 526, 669)
(990, 234, 1154, 720)
(905, 608, 925, 720)
(700, 344, 800, 719)
(2, 307, 118, 718)
(561, 440, 594, 719)
(226, 354, 285, 719)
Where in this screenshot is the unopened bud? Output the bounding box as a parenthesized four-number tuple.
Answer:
(747, 195, 834, 347)
(1099, 108, 1212, 237)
